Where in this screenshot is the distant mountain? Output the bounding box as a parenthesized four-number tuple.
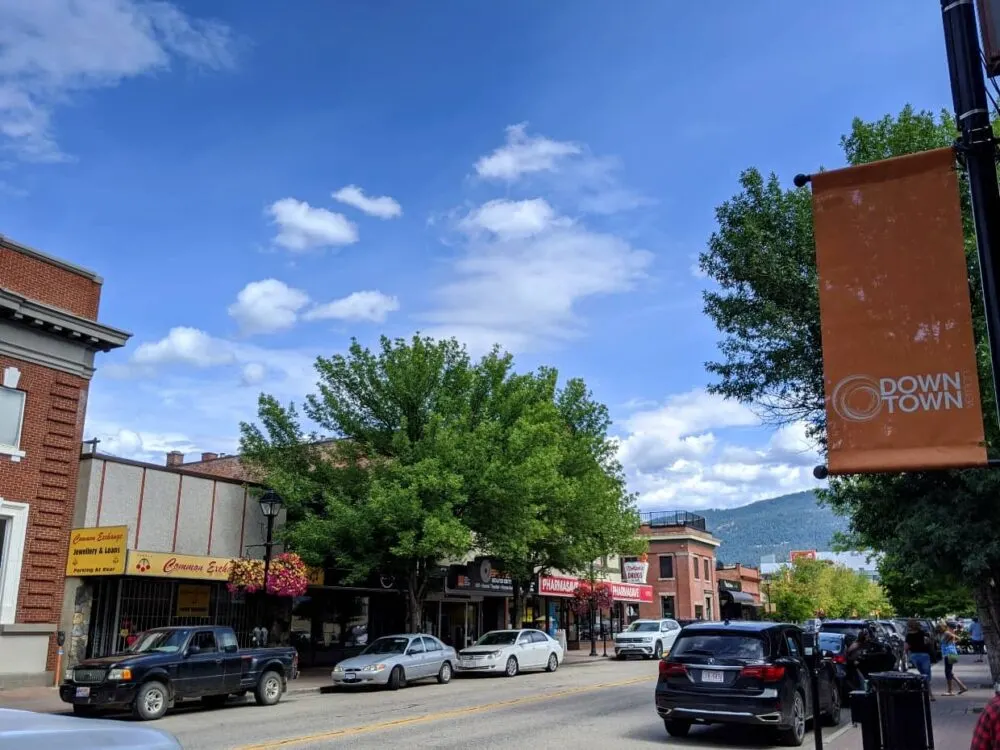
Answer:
(700, 491, 849, 566)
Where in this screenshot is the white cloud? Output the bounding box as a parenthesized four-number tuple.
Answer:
(87, 425, 201, 464)
(617, 390, 824, 510)
(228, 279, 310, 335)
(332, 185, 402, 219)
(240, 363, 266, 386)
(425, 223, 651, 353)
(304, 290, 400, 323)
(132, 327, 235, 367)
(0, 0, 234, 161)
(459, 198, 565, 239)
(474, 123, 581, 181)
(267, 198, 358, 252)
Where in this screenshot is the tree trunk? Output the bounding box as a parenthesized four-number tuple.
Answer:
(976, 579, 1000, 684)
(405, 568, 426, 633)
(511, 579, 525, 629)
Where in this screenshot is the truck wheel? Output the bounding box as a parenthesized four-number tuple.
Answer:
(132, 681, 169, 721)
(254, 670, 283, 706)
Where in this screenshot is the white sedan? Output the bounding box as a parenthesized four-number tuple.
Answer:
(455, 629, 564, 677)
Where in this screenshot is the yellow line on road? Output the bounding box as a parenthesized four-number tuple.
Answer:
(235, 674, 654, 749)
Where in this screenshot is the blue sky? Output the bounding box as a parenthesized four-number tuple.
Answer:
(0, 0, 954, 509)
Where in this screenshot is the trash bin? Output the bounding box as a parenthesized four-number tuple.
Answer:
(869, 671, 934, 750)
(849, 689, 881, 750)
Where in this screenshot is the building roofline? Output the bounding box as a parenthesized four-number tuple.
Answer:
(82, 451, 266, 486)
(0, 287, 131, 350)
(1, 234, 104, 283)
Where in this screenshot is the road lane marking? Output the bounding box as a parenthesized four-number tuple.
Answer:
(235, 675, 654, 749)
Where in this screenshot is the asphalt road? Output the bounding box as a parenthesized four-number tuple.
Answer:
(138, 660, 855, 750)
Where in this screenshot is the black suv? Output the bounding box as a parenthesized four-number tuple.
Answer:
(818, 620, 899, 673)
(655, 621, 841, 747)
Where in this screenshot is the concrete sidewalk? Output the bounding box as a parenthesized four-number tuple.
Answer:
(826, 658, 991, 750)
(0, 648, 622, 716)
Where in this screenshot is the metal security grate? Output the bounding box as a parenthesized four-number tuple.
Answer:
(73, 668, 107, 683)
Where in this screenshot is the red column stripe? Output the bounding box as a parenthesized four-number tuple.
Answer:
(95, 460, 108, 526)
(133, 467, 148, 548)
(207, 481, 218, 555)
(238, 486, 248, 554)
(171, 474, 184, 552)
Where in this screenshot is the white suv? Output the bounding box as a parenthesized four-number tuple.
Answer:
(614, 618, 681, 659)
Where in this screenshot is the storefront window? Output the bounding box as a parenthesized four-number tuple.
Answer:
(660, 596, 675, 619)
(290, 591, 369, 666)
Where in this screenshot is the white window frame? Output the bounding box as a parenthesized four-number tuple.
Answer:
(0, 498, 29, 624)
(0, 385, 26, 461)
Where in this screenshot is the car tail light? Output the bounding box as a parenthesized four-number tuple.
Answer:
(831, 654, 846, 665)
(740, 664, 785, 682)
(659, 661, 687, 677)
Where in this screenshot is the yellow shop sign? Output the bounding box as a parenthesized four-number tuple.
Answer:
(127, 551, 233, 581)
(66, 526, 128, 576)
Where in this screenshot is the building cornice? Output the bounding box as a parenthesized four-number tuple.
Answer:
(0, 288, 130, 351)
(645, 533, 722, 548)
(1, 235, 103, 283)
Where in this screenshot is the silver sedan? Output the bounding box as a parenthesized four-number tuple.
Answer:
(331, 634, 457, 690)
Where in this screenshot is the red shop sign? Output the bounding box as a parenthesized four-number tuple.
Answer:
(538, 575, 653, 604)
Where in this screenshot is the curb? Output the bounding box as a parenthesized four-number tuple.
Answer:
(287, 656, 624, 694)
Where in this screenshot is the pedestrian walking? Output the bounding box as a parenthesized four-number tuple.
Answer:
(941, 624, 969, 695)
(905, 618, 936, 701)
(971, 617, 986, 663)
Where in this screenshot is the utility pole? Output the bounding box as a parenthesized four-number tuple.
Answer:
(942, 0, 1000, 427)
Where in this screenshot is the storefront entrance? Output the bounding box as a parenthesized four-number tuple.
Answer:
(86, 577, 266, 658)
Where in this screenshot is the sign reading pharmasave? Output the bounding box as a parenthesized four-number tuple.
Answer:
(538, 575, 653, 603)
(65, 526, 128, 576)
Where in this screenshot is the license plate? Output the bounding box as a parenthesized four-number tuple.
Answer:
(75, 687, 91, 698)
(701, 670, 725, 683)
(343, 674, 358, 682)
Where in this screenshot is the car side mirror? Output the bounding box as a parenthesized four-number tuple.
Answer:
(187, 645, 201, 656)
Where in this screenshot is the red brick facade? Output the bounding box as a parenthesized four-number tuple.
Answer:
(0, 242, 101, 319)
(0, 239, 124, 678)
(635, 524, 720, 621)
(0, 356, 89, 669)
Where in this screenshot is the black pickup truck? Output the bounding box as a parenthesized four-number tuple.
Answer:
(60, 625, 298, 721)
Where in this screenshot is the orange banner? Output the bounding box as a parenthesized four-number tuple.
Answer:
(812, 147, 987, 473)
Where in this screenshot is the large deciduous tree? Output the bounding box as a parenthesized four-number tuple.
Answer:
(767, 558, 892, 622)
(239, 334, 641, 632)
(700, 105, 1000, 678)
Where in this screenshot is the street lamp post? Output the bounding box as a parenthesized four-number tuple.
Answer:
(258, 489, 284, 590)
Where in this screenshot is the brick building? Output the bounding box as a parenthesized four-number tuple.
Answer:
(716, 563, 763, 620)
(0, 236, 128, 687)
(626, 511, 721, 622)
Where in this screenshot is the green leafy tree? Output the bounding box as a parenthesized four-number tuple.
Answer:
(700, 105, 1000, 677)
(877, 553, 975, 619)
(767, 559, 891, 621)
(239, 334, 641, 631)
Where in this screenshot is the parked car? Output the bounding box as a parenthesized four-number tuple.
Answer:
(331, 634, 456, 689)
(655, 621, 841, 747)
(0, 708, 181, 749)
(816, 631, 856, 700)
(60, 625, 298, 721)
(455, 629, 563, 677)
(818, 620, 897, 674)
(614, 618, 681, 660)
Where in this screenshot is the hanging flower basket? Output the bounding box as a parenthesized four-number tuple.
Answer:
(571, 581, 615, 614)
(266, 552, 309, 597)
(227, 558, 265, 594)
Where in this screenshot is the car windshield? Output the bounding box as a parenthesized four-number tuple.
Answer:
(820, 623, 863, 639)
(818, 633, 844, 652)
(362, 637, 410, 655)
(671, 633, 767, 661)
(476, 631, 519, 646)
(126, 629, 190, 654)
(627, 622, 660, 632)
